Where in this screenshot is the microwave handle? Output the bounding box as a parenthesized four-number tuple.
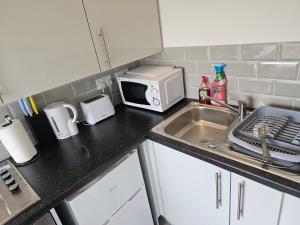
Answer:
(145, 86, 153, 105)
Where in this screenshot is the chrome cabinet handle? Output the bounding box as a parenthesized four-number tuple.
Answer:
(98, 28, 111, 68)
(237, 181, 245, 220)
(0, 95, 3, 104)
(215, 172, 222, 209)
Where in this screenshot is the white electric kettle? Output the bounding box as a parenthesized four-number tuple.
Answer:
(43, 102, 79, 140)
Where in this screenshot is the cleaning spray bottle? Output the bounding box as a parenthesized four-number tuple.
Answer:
(199, 75, 210, 104)
(210, 63, 227, 106)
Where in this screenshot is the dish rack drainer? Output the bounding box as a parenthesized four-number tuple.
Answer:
(229, 106, 300, 164)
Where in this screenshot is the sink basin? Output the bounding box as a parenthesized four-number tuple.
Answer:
(153, 102, 238, 146)
(153, 102, 300, 178)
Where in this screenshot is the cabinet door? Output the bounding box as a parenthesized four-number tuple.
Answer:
(108, 186, 154, 225)
(230, 173, 282, 225)
(68, 151, 144, 225)
(153, 142, 230, 225)
(279, 193, 300, 225)
(82, 0, 162, 71)
(0, 0, 100, 103)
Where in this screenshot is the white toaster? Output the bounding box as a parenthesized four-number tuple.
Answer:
(80, 94, 115, 125)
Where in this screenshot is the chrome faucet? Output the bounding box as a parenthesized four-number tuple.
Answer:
(238, 100, 248, 121)
(253, 123, 271, 167)
(204, 97, 247, 121)
(258, 126, 271, 163)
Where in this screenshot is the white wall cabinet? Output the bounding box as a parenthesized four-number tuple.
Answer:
(0, 0, 162, 103)
(230, 173, 282, 225)
(0, 0, 100, 103)
(153, 142, 231, 225)
(82, 0, 162, 71)
(278, 193, 300, 225)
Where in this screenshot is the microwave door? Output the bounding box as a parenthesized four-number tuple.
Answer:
(121, 81, 150, 105)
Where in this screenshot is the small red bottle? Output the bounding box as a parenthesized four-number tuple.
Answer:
(199, 75, 211, 104)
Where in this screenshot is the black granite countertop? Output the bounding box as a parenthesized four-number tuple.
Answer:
(7, 100, 190, 225)
(6, 99, 300, 225)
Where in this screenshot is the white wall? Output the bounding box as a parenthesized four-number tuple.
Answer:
(158, 0, 300, 47)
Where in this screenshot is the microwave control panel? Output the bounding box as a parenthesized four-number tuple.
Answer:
(149, 86, 160, 106)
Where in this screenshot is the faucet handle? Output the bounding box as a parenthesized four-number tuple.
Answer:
(238, 100, 247, 121)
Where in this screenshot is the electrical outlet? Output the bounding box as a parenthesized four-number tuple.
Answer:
(95, 79, 106, 90)
(106, 76, 113, 87)
(95, 75, 112, 90)
(115, 69, 128, 77)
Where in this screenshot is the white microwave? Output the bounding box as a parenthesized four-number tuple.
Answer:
(117, 65, 184, 112)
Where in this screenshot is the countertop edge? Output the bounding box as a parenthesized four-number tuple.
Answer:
(147, 132, 300, 198)
(18, 138, 147, 225)
(6, 99, 300, 225)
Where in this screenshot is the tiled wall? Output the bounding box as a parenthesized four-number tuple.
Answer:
(0, 61, 140, 161)
(141, 42, 300, 110)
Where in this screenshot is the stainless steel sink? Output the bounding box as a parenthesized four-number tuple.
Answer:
(152, 102, 300, 182)
(160, 104, 237, 146)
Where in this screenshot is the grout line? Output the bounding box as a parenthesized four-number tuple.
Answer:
(142, 59, 300, 81)
(255, 61, 259, 78)
(272, 80, 275, 96)
(193, 60, 197, 74)
(277, 43, 281, 61)
(238, 44, 242, 61)
(93, 74, 98, 82)
(238, 91, 293, 100)
(297, 63, 300, 81)
(207, 46, 211, 62)
(292, 99, 295, 110)
(6, 104, 16, 120)
(70, 83, 77, 97)
(42, 94, 47, 106)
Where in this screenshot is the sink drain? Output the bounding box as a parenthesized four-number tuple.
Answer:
(208, 143, 217, 149)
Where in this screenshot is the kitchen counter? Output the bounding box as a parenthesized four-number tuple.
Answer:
(6, 99, 300, 225)
(7, 100, 190, 225)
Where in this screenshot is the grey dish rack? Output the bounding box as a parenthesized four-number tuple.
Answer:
(229, 106, 300, 172)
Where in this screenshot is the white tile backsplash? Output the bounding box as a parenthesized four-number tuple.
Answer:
(142, 41, 300, 109)
(0, 61, 140, 161)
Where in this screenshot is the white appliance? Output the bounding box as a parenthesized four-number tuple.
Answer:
(80, 94, 115, 125)
(0, 119, 37, 164)
(43, 102, 79, 140)
(117, 65, 184, 112)
(0, 160, 40, 224)
(58, 150, 154, 225)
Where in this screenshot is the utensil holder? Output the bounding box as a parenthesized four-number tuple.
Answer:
(25, 112, 57, 147)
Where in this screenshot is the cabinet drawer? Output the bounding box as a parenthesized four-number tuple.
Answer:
(68, 150, 144, 225)
(107, 185, 153, 225)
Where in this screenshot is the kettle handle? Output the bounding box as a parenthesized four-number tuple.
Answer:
(63, 103, 78, 123)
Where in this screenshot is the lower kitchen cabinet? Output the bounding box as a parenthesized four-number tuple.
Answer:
(153, 142, 231, 225)
(107, 186, 153, 225)
(151, 141, 288, 225)
(230, 173, 282, 225)
(64, 150, 153, 225)
(278, 193, 300, 225)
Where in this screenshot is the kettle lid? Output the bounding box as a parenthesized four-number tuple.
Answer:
(43, 101, 65, 111)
